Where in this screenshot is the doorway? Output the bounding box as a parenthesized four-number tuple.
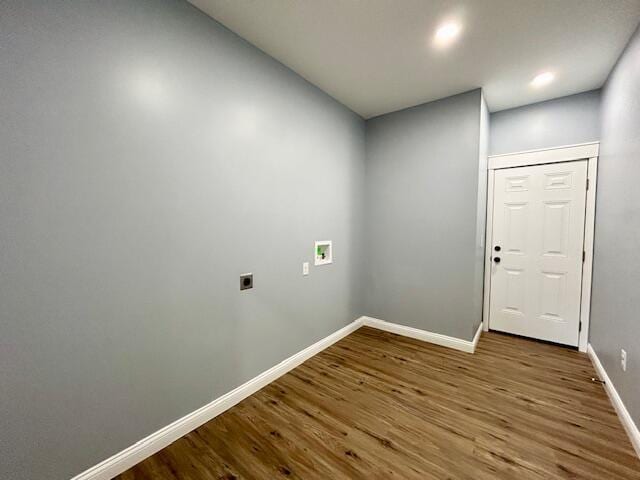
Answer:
(483, 143, 599, 351)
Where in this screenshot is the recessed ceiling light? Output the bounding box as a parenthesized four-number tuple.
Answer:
(433, 22, 462, 47)
(531, 71, 555, 88)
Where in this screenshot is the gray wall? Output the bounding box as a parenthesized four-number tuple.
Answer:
(363, 90, 485, 341)
(590, 25, 640, 427)
(490, 90, 601, 155)
(472, 94, 490, 335)
(0, 2, 365, 479)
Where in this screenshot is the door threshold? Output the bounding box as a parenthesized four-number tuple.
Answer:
(488, 329, 580, 351)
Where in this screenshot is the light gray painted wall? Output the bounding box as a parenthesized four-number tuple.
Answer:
(490, 90, 601, 156)
(363, 90, 484, 341)
(0, 2, 365, 479)
(590, 25, 640, 427)
(472, 94, 490, 335)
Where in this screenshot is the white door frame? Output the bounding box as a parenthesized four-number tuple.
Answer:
(482, 142, 599, 352)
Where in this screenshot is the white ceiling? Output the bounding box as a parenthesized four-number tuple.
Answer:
(189, 0, 640, 118)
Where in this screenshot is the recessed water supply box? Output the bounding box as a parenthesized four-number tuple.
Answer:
(314, 240, 332, 266)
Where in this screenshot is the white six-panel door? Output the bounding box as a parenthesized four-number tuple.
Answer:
(488, 160, 588, 346)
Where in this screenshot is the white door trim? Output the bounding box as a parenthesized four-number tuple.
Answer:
(488, 142, 599, 170)
(482, 169, 495, 337)
(483, 143, 599, 353)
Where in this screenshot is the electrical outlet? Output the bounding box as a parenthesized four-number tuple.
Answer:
(240, 273, 253, 291)
(302, 262, 309, 276)
(621, 349, 627, 372)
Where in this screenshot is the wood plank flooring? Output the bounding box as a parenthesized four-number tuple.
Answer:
(116, 327, 640, 479)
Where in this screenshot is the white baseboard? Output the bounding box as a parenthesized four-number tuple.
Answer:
(71, 318, 364, 480)
(360, 316, 482, 354)
(471, 321, 483, 351)
(71, 316, 485, 479)
(587, 344, 640, 458)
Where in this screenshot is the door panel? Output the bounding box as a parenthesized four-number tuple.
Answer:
(489, 160, 587, 346)
(505, 203, 528, 253)
(541, 201, 570, 256)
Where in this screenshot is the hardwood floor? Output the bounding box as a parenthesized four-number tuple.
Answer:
(116, 327, 640, 479)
